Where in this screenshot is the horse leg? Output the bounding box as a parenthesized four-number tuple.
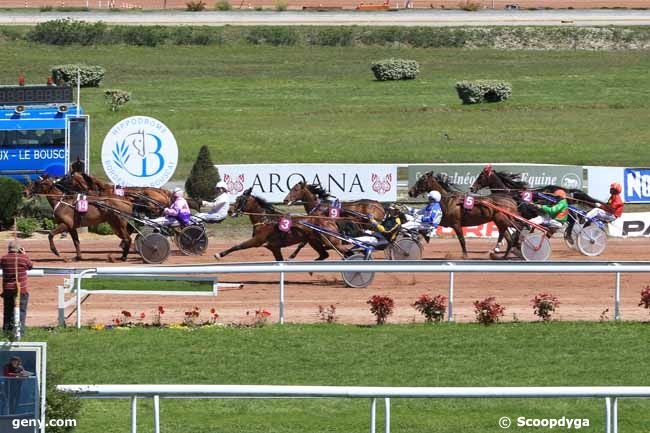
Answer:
(288, 241, 308, 260)
(69, 229, 82, 261)
(116, 223, 131, 261)
(266, 246, 284, 261)
(453, 225, 468, 258)
(48, 223, 69, 257)
(308, 238, 329, 261)
(218, 236, 267, 258)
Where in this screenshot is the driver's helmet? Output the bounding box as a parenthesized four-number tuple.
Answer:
(173, 188, 184, 199)
(427, 191, 442, 202)
(215, 181, 227, 190)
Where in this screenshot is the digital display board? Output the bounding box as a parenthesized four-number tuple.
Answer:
(0, 86, 73, 106)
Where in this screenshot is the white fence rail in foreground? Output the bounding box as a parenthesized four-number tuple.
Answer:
(64, 260, 650, 327)
(57, 384, 650, 433)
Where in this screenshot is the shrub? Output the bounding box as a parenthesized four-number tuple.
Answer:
(40, 5, 54, 11)
(309, 27, 355, 46)
(639, 286, 650, 311)
(17, 196, 52, 220)
(185, 145, 221, 202)
(412, 294, 447, 323)
(531, 292, 560, 321)
(367, 295, 395, 325)
(28, 19, 107, 45)
(46, 368, 81, 433)
(51, 64, 105, 87)
(215, 0, 232, 10)
(246, 27, 299, 45)
(455, 80, 512, 104)
(473, 296, 505, 325)
(186, 0, 207, 11)
(42, 218, 56, 231)
(104, 89, 131, 112)
(0, 177, 24, 229)
(318, 304, 337, 323)
(275, 0, 289, 11)
(110, 25, 168, 47)
(90, 223, 113, 235)
(458, 0, 482, 11)
(16, 217, 39, 237)
(371, 58, 419, 81)
(170, 26, 220, 45)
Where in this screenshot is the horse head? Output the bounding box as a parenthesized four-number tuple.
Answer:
(283, 181, 307, 205)
(232, 188, 253, 217)
(470, 165, 494, 193)
(409, 171, 447, 197)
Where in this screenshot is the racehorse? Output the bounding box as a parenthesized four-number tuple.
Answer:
(408, 171, 519, 258)
(217, 188, 344, 261)
(57, 172, 200, 216)
(24, 175, 133, 261)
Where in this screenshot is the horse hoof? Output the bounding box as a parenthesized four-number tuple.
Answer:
(108, 255, 115, 263)
(214, 254, 222, 261)
(120, 256, 128, 262)
(74, 256, 82, 262)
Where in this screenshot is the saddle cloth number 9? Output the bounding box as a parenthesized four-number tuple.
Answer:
(329, 207, 340, 218)
(278, 216, 293, 233)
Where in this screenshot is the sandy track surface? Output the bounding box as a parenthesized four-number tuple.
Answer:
(11, 235, 650, 327)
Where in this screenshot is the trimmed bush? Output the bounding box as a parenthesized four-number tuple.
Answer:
(170, 27, 220, 45)
(455, 80, 512, 104)
(51, 64, 105, 87)
(186, 0, 207, 11)
(104, 89, 131, 112)
(46, 368, 81, 433)
(473, 296, 505, 325)
(185, 145, 221, 202)
(367, 295, 395, 325)
(275, 0, 289, 10)
(246, 27, 299, 45)
(17, 196, 52, 220)
(110, 25, 168, 47)
(371, 58, 419, 81)
(16, 217, 39, 238)
(215, 0, 232, 10)
(0, 178, 24, 229)
(27, 19, 107, 45)
(90, 223, 113, 236)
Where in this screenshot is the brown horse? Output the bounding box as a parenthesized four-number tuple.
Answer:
(25, 175, 133, 261)
(408, 171, 519, 258)
(217, 188, 344, 261)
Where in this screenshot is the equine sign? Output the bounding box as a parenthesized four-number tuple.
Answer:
(101, 116, 178, 188)
(408, 164, 583, 193)
(217, 164, 397, 203)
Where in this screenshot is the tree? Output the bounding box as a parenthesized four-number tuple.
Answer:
(0, 177, 25, 229)
(185, 145, 220, 202)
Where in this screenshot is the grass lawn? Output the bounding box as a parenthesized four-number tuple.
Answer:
(1, 43, 649, 178)
(82, 278, 214, 292)
(27, 322, 650, 432)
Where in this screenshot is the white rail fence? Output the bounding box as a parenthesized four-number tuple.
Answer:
(55, 260, 650, 328)
(57, 384, 650, 433)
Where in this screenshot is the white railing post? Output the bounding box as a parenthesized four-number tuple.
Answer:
(58, 284, 65, 327)
(605, 397, 612, 433)
(384, 398, 390, 433)
(447, 262, 455, 322)
(153, 395, 160, 433)
(131, 396, 137, 433)
(613, 263, 621, 320)
(370, 398, 376, 433)
(612, 397, 618, 433)
(279, 263, 285, 325)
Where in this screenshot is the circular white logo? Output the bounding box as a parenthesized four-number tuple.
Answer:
(561, 173, 582, 189)
(101, 116, 178, 187)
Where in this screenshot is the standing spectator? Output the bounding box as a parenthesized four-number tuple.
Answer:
(1, 241, 32, 335)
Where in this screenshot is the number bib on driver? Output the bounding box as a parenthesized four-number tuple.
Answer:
(278, 216, 293, 233)
(463, 195, 475, 210)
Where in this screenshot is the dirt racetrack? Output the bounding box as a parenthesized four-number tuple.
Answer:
(9, 234, 650, 327)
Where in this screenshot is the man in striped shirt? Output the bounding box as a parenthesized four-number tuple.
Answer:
(1, 241, 32, 334)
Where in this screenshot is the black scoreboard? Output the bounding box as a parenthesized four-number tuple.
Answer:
(0, 86, 74, 106)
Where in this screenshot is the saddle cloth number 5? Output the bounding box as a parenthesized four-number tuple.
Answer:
(463, 195, 475, 210)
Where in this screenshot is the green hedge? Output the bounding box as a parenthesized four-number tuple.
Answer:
(0, 178, 24, 229)
(104, 89, 131, 112)
(15, 21, 650, 49)
(51, 64, 105, 87)
(455, 80, 512, 104)
(371, 58, 419, 81)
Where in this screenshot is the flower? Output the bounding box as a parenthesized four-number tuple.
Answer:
(210, 308, 216, 314)
(140, 312, 146, 320)
(92, 324, 105, 331)
(158, 306, 165, 314)
(121, 310, 132, 318)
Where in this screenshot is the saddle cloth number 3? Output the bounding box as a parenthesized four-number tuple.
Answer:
(279, 217, 292, 233)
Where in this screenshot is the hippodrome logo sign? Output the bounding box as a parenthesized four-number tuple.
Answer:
(101, 116, 178, 188)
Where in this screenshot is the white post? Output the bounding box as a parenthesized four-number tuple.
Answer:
(279, 264, 285, 325)
(384, 398, 390, 433)
(76, 276, 82, 329)
(614, 272, 621, 321)
(131, 397, 137, 433)
(76, 68, 81, 117)
(605, 398, 612, 433)
(370, 398, 376, 433)
(448, 271, 455, 322)
(58, 285, 65, 327)
(612, 398, 618, 433)
(153, 395, 160, 433)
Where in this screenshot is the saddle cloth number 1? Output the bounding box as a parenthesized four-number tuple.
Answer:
(279, 216, 293, 233)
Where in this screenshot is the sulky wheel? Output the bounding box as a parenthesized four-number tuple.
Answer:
(176, 225, 209, 256)
(140, 232, 171, 264)
(387, 237, 422, 261)
(563, 223, 580, 251)
(341, 253, 374, 288)
(134, 226, 156, 254)
(520, 231, 552, 261)
(576, 225, 607, 257)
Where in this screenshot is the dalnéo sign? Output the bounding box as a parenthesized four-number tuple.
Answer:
(408, 163, 583, 192)
(217, 164, 397, 203)
(101, 116, 178, 188)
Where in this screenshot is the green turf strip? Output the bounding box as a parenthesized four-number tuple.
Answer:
(25, 322, 650, 432)
(82, 278, 212, 292)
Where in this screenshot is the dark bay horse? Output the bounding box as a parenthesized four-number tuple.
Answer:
(408, 171, 519, 258)
(217, 188, 344, 261)
(25, 175, 133, 261)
